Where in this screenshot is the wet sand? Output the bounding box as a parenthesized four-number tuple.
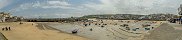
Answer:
(142, 23, 182, 40)
(0, 22, 89, 40)
(0, 20, 178, 40)
(44, 20, 164, 40)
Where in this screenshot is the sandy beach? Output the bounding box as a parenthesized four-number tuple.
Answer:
(0, 22, 89, 40)
(33, 20, 182, 40)
(43, 20, 165, 40)
(0, 20, 181, 40)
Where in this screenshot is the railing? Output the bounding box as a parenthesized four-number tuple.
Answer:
(0, 32, 8, 40)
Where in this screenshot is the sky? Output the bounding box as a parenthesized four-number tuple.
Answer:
(0, 0, 182, 18)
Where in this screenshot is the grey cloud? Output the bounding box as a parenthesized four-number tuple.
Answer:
(80, 0, 182, 15)
(0, 0, 12, 9)
(8, 0, 182, 18)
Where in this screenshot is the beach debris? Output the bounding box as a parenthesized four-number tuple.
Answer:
(103, 24, 107, 25)
(123, 24, 129, 27)
(101, 21, 103, 23)
(135, 33, 141, 34)
(160, 22, 163, 24)
(120, 21, 123, 22)
(125, 27, 130, 30)
(142, 24, 151, 27)
(101, 25, 105, 27)
(151, 27, 154, 29)
(95, 23, 97, 25)
(84, 24, 88, 26)
(136, 28, 139, 29)
(114, 23, 117, 25)
(132, 29, 137, 31)
(106, 35, 109, 36)
(127, 21, 130, 23)
(90, 28, 93, 31)
(120, 25, 123, 27)
(19, 22, 23, 24)
(145, 28, 150, 30)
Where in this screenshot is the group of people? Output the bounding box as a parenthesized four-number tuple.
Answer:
(2, 27, 11, 31)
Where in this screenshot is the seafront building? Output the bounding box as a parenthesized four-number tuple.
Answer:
(0, 12, 23, 22)
(0, 12, 11, 22)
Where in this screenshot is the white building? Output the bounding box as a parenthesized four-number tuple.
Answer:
(88, 18, 97, 21)
(0, 12, 11, 22)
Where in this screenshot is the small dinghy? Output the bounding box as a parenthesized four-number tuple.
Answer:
(72, 29, 79, 34)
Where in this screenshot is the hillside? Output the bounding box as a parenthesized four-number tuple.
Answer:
(82, 14, 178, 20)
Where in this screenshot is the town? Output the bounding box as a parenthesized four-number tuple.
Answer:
(0, 0, 182, 40)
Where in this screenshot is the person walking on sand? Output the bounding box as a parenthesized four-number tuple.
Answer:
(2, 28, 4, 31)
(5, 27, 8, 31)
(8, 27, 11, 31)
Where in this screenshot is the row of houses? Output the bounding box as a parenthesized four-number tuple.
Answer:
(82, 14, 177, 21)
(0, 12, 23, 22)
